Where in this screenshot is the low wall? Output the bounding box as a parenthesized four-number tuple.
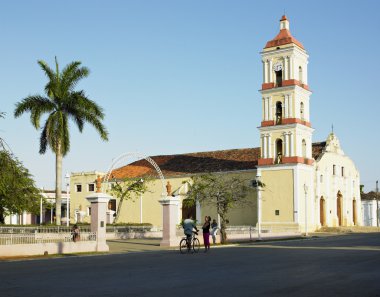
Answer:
(107, 231, 162, 240)
(0, 241, 98, 257)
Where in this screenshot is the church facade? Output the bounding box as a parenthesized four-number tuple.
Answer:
(257, 16, 361, 232)
(68, 16, 361, 232)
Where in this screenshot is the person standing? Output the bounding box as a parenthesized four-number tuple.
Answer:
(71, 224, 80, 242)
(211, 219, 218, 244)
(202, 216, 211, 252)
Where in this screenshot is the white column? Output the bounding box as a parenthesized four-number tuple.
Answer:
(289, 56, 294, 79)
(268, 59, 273, 82)
(263, 135, 267, 158)
(264, 97, 269, 121)
(290, 132, 294, 156)
(268, 134, 272, 158)
(263, 60, 268, 83)
(284, 57, 288, 80)
(283, 133, 288, 157)
(285, 95, 289, 118)
(268, 96, 273, 120)
(288, 94, 293, 118)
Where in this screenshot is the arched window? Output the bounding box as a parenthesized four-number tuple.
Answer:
(300, 102, 305, 120)
(299, 66, 303, 83)
(276, 139, 283, 164)
(276, 101, 282, 124)
(275, 69, 282, 87)
(302, 139, 307, 158)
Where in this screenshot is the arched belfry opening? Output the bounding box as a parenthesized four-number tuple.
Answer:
(275, 138, 283, 164)
(300, 102, 305, 120)
(276, 101, 282, 124)
(275, 69, 282, 87)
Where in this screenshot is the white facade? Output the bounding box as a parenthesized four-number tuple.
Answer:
(361, 200, 379, 226)
(314, 133, 361, 228)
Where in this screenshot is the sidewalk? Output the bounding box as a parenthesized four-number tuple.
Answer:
(106, 233, 306, 254)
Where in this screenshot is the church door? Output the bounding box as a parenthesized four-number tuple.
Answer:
(353, 199, 357, 226)
(337, 193, 343, 226)
(320, 197, 326, 226)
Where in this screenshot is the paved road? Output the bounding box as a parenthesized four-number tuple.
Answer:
(1, 233, 380, 297)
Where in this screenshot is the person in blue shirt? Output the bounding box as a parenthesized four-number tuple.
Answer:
(182, 214, 198, 246)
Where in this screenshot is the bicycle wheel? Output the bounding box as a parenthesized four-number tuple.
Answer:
(192, 238, 200, 253)
(180, 238, 188, 254)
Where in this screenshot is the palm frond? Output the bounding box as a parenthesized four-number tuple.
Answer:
(14, 96, 55, 129)
(39, 121, 49, 154)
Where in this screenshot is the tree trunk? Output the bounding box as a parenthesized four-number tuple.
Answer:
(0, 208, 5, 224)
(219, 212, 228, 244)
(55, 149, 62, 225)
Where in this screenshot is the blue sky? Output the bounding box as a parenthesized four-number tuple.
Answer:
(0, 0, 379, 191)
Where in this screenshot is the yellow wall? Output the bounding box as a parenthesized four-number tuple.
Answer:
(261, 169, 294, 222)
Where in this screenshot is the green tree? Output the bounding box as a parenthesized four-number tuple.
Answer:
(109, 178, 151, 223)
(14, 57, 109, 225)
(0, 150, 42, 224)
(185, 173, 253, 244)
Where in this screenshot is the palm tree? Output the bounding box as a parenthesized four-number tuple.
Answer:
(14, 57, 109, 225)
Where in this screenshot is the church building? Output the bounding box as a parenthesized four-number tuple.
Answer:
(68, 16, 361, 232)
(257, 16, 361, 232)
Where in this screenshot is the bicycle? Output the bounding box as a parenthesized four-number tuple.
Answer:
(179, 231, 200, 254)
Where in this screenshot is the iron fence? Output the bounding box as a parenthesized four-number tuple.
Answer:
(0, 231, 96, 245)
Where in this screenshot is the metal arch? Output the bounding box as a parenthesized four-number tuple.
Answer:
(102, 152, 167, 197)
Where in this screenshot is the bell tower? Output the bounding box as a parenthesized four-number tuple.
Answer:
(258, 15, 314, 166)
(257, 16, 316, 234)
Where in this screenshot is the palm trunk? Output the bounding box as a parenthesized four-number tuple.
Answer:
(55, 148, 62, 225)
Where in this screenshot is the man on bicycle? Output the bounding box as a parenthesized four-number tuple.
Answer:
(183, 214, 198, 246)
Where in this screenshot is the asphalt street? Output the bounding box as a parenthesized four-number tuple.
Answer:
(0, 233, 379, 297)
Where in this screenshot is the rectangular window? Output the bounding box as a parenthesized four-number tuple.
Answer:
(76, 184, 82, 192)
(341, 167, 345, 177)
(333, 165, 336, 175)
(275, 210, 280, 216)
(87, 207, 91, 216)
(88, 183, 95, 192)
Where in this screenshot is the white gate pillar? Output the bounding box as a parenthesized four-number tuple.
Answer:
(86, 176, 111, 252)
(159, 196, 180, 247)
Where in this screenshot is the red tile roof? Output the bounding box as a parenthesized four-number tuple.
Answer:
(264, 17, 304, 49)
(109, 143, 326, 179)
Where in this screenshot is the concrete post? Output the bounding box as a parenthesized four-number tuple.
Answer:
(159, 196, 180, 247)
(86, 190, 112, 252)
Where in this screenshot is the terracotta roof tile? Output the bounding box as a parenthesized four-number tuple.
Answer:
(110, 143, 326, 179)
(265, 28, 304, 49)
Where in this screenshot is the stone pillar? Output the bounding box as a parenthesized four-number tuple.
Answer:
(263, 60, 267, 83)
(267, 134, 272, 158)
(268, 59, 273, 82)
(159, 196, 180, 247)
(263, 135, 267, 159)
(85, 175, 110, 251)
(86, 193, 111, 252)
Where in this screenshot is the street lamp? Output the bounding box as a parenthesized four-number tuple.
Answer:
(65, 173, 70, 227)
(304, 183, 308, 237)
(256, 172, 262, 241)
